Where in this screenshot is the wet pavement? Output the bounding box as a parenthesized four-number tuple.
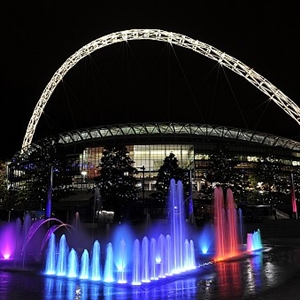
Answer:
(248, 238, 300, 300)
(1, 237, 300, 300)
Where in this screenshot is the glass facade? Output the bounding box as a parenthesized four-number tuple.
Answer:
(81, 144, 194, 179)
(76, 140, 300, 199)
(76, 144, 194, 195)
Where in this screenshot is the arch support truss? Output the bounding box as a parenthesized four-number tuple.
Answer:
(22, 29, 300, 151)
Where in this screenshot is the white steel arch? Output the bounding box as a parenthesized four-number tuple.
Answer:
(22, 28, 300, 151)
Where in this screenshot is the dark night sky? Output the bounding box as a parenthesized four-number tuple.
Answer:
(0, 1, 299, 160)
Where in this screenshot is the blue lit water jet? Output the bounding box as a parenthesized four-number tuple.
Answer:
(150, 237, 158, 280)
(157, 234, 166, 278)
(116, 239, 127, 283)
(79, 249, 89, 279)
(67, 248, 78, 278)
(132, 239, 141, 285)
(90, 240, 101, 281)
(45, 233, 56, 275)
(56, 234, 68, 276)
(141, 236, 150, 283)
(103, 242, 114, 283)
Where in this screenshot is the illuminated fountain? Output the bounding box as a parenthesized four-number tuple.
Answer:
(247, 229, 263, 251)
(0, 180, 263, 286)
(43, 179, 197, 284)
(213, 185, 263, 261)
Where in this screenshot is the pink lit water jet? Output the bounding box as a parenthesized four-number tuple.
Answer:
(0, 214, 71, 264)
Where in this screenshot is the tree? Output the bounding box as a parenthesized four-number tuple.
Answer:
(205, 144, 239, 186)
(8, 137, 75, 211)
(253, 154, 284, 207)
(199, 143, 248, 207)
(153, 152, 190, 207)
(202, 144, 242, 194)
(0, 161, 8, 201)
(0, 161, 12, 215)
(95, 145, 139, 223)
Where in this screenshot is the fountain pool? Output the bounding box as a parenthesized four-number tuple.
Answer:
(0, 180, 262, 287)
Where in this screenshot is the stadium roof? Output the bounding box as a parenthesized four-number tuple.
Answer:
(57, 123, 300, 151)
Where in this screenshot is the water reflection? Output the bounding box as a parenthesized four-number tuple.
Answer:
(246, 251, 264, 294)
(43, 276, 200, 300)
(1, 246, 300, 300)
(216, 261, 243, 299)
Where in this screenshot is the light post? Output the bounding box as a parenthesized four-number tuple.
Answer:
(138, 166, 145, 201)
(45, 164, 53, 219)
(81, 170, 87, 183)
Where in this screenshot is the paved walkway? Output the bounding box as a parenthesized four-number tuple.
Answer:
(248, 237, 300, 300)
(258, 273, 300, 300)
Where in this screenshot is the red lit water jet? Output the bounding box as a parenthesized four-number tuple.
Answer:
(214, 186, 240, 261)
(226, 188, 239, 257)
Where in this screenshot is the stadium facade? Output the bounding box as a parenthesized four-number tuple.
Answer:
(56, 123, 300, 218)
(6, 122, 300, 222)
(60, 122, 300, 182)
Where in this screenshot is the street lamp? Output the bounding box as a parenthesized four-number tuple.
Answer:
(81, 170, 87, 182)
(138, 166, 145, 201)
